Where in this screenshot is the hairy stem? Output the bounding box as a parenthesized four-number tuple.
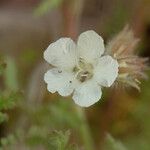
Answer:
(75, 106, 95, 150)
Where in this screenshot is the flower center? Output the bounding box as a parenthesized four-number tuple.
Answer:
(73, 58, 93, 82)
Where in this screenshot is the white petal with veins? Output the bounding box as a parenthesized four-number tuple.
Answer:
(44, 68, 77, 96)
(94, 55, 119, 87)
(77, 30, 104, 63)
(73, 80, 102, 107)
(44, 38, 77, 70)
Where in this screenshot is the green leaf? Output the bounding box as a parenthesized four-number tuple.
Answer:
(0, 91, 22, 111)
(26, 126, 72, 150)
(4, 57, 19, 91)
(0, 91, 22, 124)
(48, 130, 70, 150)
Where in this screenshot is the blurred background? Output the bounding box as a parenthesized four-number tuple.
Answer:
(0, 0, 150, 149)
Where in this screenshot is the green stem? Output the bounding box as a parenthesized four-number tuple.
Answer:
(75, 106, 95, 150)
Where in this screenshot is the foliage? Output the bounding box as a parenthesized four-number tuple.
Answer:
(0, 58, 22, 123)
(26, 128, 76, 150)
(0, 91, 22, 124)
(3, 57, 19, 91)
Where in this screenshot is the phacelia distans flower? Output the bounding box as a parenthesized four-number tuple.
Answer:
(106, 26, 149, 91)
(44, 30, 119, 107)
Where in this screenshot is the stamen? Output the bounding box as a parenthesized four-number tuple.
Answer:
(74, 58, 94, 83)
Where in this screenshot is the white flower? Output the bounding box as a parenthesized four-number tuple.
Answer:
(44, 30, 119, 107)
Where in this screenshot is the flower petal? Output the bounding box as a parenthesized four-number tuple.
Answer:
(72, 80, 102, 107)
(44, 68, 77, 96)
(94, 55, 119, 87)
(44, 38, 77, 70)
(77, 30, 104, 63)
